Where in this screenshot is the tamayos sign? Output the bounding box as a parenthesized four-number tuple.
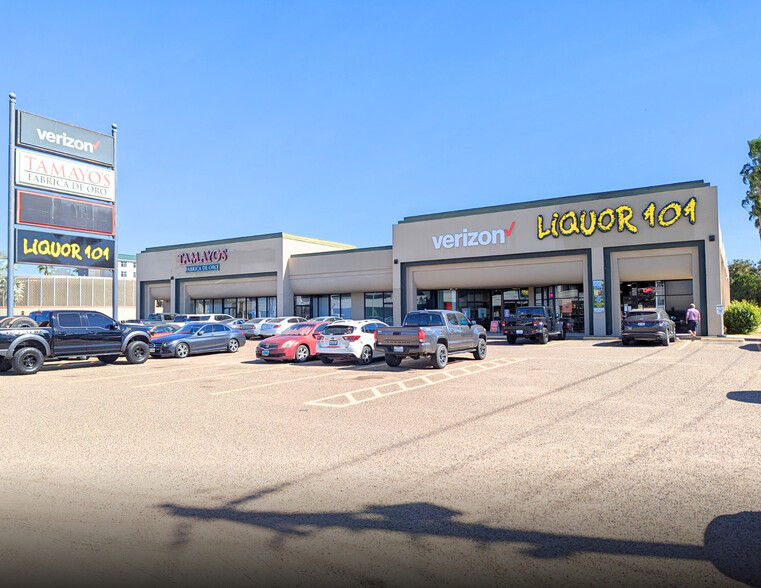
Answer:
(536, 197, 697, 240)
(178, 248, 228, 273)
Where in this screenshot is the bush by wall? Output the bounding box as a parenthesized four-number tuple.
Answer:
(723, 300, 761, 334)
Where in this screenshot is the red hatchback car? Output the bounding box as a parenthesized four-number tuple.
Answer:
(255, 321, 331, 362)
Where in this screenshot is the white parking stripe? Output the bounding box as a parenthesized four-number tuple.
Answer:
(210, 371, 337, 395)
(305, 358, 525, 408)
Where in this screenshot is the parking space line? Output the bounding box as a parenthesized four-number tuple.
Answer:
(304, 358, 526, 408)
(676, 341, 690, 351)
(210, 371, 337, 395)
(131, 366, 279, 388)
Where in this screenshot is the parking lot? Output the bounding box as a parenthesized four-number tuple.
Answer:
(1, 337, 760, 587)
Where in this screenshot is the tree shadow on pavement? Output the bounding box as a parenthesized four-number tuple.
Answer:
(159, 499, 761, 586)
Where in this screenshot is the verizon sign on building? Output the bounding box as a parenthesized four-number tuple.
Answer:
(17, 111, 114, 166)
(15, 148, 115, 203)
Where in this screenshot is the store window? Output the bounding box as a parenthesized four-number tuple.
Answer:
(191, 296, 275, 318)
(365, 292, 393, 324)
(293, 294, 352, 319)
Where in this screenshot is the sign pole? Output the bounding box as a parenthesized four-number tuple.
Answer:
(111, 123, 118, 321)
(7, 93, 16, 316)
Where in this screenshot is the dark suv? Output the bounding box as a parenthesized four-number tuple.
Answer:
(621, 308, 676, 346)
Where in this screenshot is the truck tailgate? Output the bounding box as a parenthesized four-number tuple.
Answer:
(376, 328, 421, 347)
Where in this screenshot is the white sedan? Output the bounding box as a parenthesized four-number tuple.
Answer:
(315, 320, 388, 365)
(259, 316, 307, 338)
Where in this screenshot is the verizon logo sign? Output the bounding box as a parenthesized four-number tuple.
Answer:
(36, 128, 101, 154)
(432, 222, 515, 249)
(18, 111, 114, 167)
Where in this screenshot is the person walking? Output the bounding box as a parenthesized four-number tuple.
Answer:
(686, 303, 701, 340)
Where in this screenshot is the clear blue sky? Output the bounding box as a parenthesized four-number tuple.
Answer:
(2, 0, 760, 273)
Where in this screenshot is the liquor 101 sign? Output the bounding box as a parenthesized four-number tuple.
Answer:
(6, 93, 119, 317)
(16, 229, 114, 270)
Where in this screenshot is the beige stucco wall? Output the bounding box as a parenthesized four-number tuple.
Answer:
(392, 184, 722, 334)
(136, 234, 353, 316)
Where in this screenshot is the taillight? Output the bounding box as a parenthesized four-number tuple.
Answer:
(273, 324, 281, 328)
(374, 330, 378, 340)
(418, 329, 425, 342)
(343, 335, 361, 341)
(533, 320, 538, 327)
(315, 334, 323, 340)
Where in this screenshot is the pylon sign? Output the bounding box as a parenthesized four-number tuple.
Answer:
(6, 94, 118, 318)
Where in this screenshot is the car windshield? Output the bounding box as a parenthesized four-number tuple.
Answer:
(323, 324, 354, 335)
(626, 311, 659, 321)
(516, 307, 545, 318)
(175, 315, 188, 321)
(176, 324, 203, 335)
(283, 324, 315, 336)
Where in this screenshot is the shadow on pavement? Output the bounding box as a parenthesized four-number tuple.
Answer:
(727, 391, 761, 405)
(159, 499, 761, 586)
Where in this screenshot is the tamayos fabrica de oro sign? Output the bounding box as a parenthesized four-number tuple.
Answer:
(536, 197, 697, 240)
(177, 248, 228, 273)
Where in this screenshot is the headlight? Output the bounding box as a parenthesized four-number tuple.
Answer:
(282, 340, 295, 348)
(162, 342, 173, 348)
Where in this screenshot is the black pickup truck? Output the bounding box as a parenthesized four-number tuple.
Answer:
(502, 306, 567, 344)
(0, 310, 151, 375)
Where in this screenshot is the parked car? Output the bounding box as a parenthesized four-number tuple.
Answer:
(309, 316, 343, 323)
(259, 316, 308, 338)
(503, 306, 567, 344)
(185, 313, 235, 323)
(315, 319, 388, 365)
(621, 308, 676, 346)
(149, 322, 246, 358)
(0, 310, 150, 375)
(225, 318, 247, 329)
(256, 321, 331, 362)
(375, 310, 487, 369)
(148, 324, 179, 339)
(240, 318, 268, 339)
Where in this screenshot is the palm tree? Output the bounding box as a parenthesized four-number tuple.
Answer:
(740, 137, 761, 247)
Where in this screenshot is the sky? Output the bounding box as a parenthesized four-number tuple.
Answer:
(2, 0, 761, 275)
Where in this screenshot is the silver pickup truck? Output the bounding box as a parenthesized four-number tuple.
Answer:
(375, 310, 488, 369)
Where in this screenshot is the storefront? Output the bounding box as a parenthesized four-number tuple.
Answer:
(137, 181, 729, 336)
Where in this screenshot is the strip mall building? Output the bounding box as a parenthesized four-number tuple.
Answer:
(136, 181, 730, 337)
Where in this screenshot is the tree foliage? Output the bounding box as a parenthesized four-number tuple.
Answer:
(0, 252, 25, 305)
(729, 259, 761, 305)
(740, 138, 761, 246)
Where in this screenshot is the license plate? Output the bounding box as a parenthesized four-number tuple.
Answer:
(393, 346, 404, 353)
(515, 330, 523, 334)
(261, 349, 269, 356)
(329, 340, 338, 346)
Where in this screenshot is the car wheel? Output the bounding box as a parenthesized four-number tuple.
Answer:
(98, 354, 120, 364)
(358, 345, 373, 365)
(319, 356, 334, 365)
(662, 333, 670, 346)
(174, 342, 190, 359)
(473, 338, 487, 360)
(227, 339, 240, 353)
(670, 328, 676, 343)
(506, 335, 517, 344)
(12, 347, 44, 375)
(557, 326, 566, 340)
(621, 337, 631, 346)
(385, 354, 402, 367)
(294, 344, 310, 363)
(0, 358, 12, 372)
(431, 344, 448, 369)
(126, 340, 149, 364)
(539, 328, 549, 344)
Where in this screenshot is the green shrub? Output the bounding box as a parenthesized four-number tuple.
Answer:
(723, 300, 761, 334)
